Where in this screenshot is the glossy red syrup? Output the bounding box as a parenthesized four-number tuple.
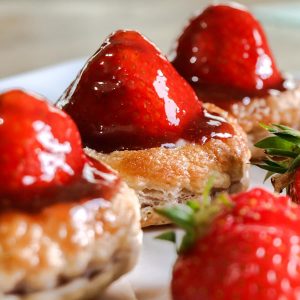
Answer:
(172, 4, 285, 109)
(194, 80, 286, 111)
(0, 90, 120, 213)
(57, 30, 234, 153)
(0, 158, 121, 213)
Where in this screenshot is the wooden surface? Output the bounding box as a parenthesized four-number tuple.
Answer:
(1, 0, 300, 78)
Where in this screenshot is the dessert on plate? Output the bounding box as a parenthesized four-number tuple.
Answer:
(56, 30, 250, 227)
(0, 90, 141, 300)
(157, 187, 300, 300)
(172, 3, 300, 160)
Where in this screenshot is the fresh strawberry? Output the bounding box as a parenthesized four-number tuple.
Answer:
(219, 188, 298, 232)
(172, 3, 283, 101)
(56, 30, 234, 153)
(0, 90, 87, 207)
(156, 187, 300, 300)
(255, 124, 300, 204)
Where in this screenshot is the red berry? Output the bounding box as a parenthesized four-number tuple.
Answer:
(172, 188, 300, 300)
(57, 30, 233, 153)
(172, 4, 283, 98)
(227, 188, 300, 231)
(0, 90, 86, 206)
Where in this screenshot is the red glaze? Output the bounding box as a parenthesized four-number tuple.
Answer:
(0, 90, 120, 212)
(172, 188, 300, 300)
(56, 30, 234, 153)
(172, 3, 284, 109)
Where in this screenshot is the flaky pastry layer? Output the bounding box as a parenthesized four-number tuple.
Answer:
(0, 183, 142, 300)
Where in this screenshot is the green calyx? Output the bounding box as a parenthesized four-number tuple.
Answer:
(254, 124, 300, 182)
(155, 177, 232, 254)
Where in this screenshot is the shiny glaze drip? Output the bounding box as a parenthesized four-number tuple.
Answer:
(181, 109, 234, 145)
(0, 90, 120, 213)
(0, 158, 121, 213)
(79, 109, 235, 152)
(57, 30, 235, 154)
(194, 79, 287, 111)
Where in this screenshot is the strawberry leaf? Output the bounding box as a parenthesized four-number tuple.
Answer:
(187, 200, 200, 212)
(202, 176, 215, 205)
(155, 205, 196, 232)
(273, 127, 300, 138)
(179, 230, 197, 253)
(253, 163, 287, 174)
(216, 192, 232, 207)
(288, 154, 300, 172)
(274, 133, 300, 146)
(273, 124, 296, 131)
(265, 149, 297, 158)
(155, 178, 233, 254)
(264, 171, 274, 182)
(259, 123, 276, 132)
(255, 136, 294, 151)
(258, 124, 300, 145)
(155, 231, 177, 243)
(263, 159, 287, 168)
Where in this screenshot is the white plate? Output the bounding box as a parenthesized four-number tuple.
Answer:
(0, 61, 278, 300)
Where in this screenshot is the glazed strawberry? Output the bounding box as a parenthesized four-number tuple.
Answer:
(172, 3, 284, 101)
(56, 30, 233, 153)
(255, 124, 300, 204)
(0, 90, 119, 210)
(156, 187, 300, 300)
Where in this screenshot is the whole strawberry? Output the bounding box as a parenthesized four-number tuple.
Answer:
(172, 3, 283, 100)
(255, 124, 300, 204)
(156, 187, 300, 300)
(56, 30, 206, 153)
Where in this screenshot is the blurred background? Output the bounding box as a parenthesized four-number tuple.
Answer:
(1, 0, 300, 78)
